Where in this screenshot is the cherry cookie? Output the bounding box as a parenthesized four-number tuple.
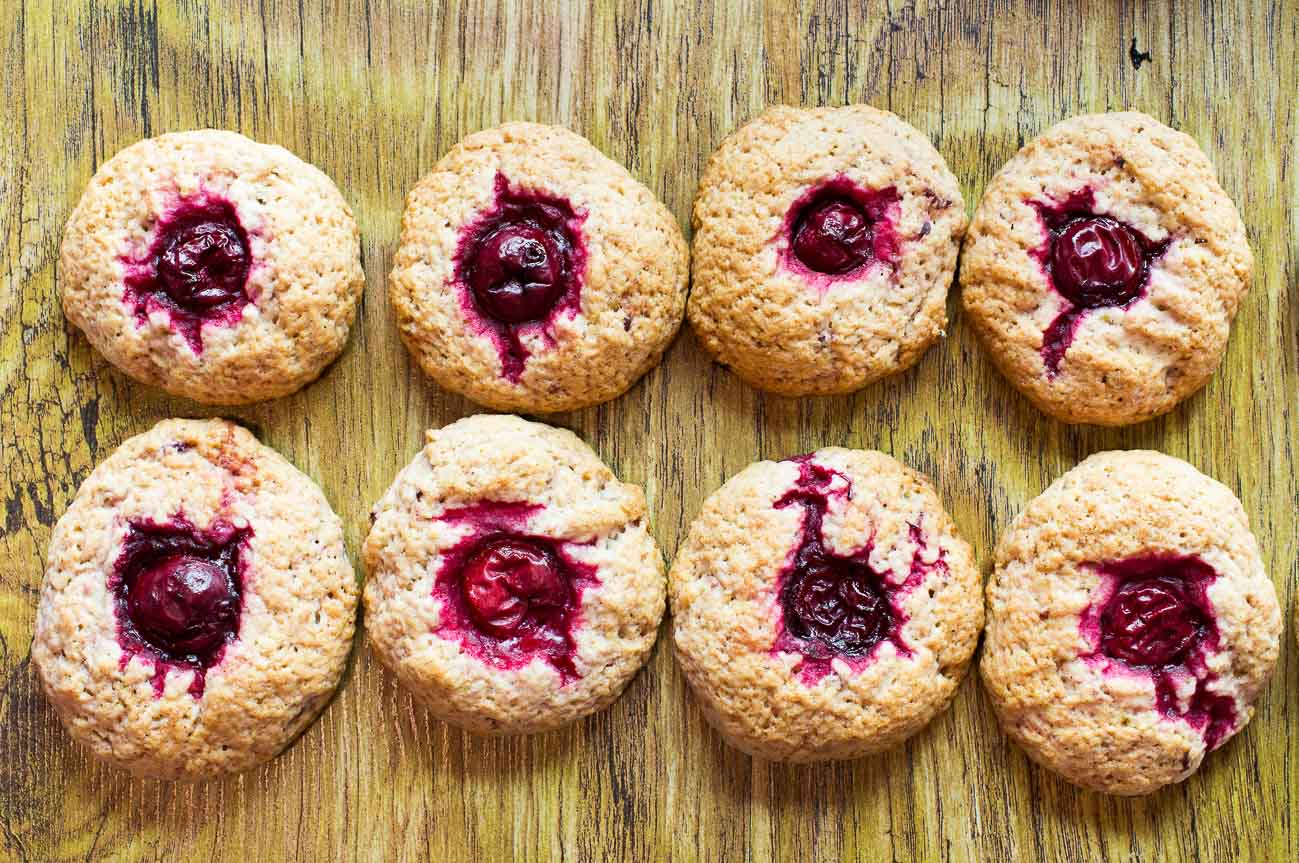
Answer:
(60, 130, 363, 404)
(389, 123, 688, 413)
(981, 451, 1280, 795)
(961, 113, 1252, 425)
(32, 419, 358, 779)
(688, 105, 967, 396)
(363, 415, 665, 732)
(669, 449, 981, 761)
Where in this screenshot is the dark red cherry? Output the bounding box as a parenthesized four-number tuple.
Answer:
(469, 222, 565, 323)
(461, 536, 570, 637)
(154, 203, 251, 311)
(1100, 575, 1204, 667)
(791, 197, 875, 274)
(783, 559, 892, 655)
(127, 554, 239, 656)
(1050, 216, 1144, 308)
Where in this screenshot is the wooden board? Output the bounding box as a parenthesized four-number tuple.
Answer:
(2, 1, 1295, 860)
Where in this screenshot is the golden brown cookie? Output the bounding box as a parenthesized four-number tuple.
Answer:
(961, 113, 1252, 425)
(390, 123, 688, 413)
(363, 415, 665, 733)
(61, 130, 364, 404)
(32, 419, 358, 779)
(669, 449, 982, 761)
(688, 105, 967, 396)
(981, 451, 1281, 795)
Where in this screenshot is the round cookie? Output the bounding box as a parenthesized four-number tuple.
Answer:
(669, 449, 982, 761)
(980, 451, 1280, 795)
(362, 414, 665, 732)
(32, 418, 358, 779)
(389, 123, 689, 413)
(60, 130, 364, 405)
(960, 112, 1252, 426)
(688, 105, 968, 396)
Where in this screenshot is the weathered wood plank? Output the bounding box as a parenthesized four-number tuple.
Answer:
(1, 1, 1294, 861)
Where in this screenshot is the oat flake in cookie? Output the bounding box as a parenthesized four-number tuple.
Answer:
(688, 105, 967, 396)
(32, 419, 358, 779)
(389, 123, 689, 413)
(669, 449, 982, 761)
(362, 415, 665, 733)
(961, 112, 1252, 426)
(60, 130, 364, 405)
(981, 451, 1280, 795)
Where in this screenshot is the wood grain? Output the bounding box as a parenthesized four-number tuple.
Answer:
(1, 1, 1295, 861)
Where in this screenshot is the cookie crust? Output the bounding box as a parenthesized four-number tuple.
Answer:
(688, 105, 967, 396)
(363, 415, 665, 733)
(389, 123, 689, 413)
(32, 419, 358, 779)
(960, 112, 1252, 425)
(980, 451, 1280, 795)
(60, 130, 365, 405)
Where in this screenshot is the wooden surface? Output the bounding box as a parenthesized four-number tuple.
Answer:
(1, 1, 1296, 861)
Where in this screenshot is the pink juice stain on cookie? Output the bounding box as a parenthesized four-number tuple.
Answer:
(431, 502, 598, 683)
(1079, 555, 1236, 750)
(769, 456, 940, 685)
(452, 174, 588, 382)
(1030, 187, 1170, 377)
(121, 194, 255, 353)
(110, 514, 250, 698)
(779, 175, 901, 289)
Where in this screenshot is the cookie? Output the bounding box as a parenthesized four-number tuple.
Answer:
(60, 130, 364, 405)
(668, 449, 982, 761)
(980, 451, 1281, 795)
(362, 415, 665, 733)
(32, 419, 358, 779)
(960, 112, 1252, 425)
(389, 123, 689, 413)
(687, 105, 967, 396)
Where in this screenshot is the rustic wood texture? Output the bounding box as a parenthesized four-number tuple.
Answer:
(1, 1, 1295, 860)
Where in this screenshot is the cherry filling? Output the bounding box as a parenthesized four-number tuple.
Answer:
(780, 177, 901, 283)
(454, 174, 586, 382)
(769, 458, 938, 685)
(783, 557, 892, 655)
(1100, 575, 1205, 667)
(1032, 188, 1169, 377)
(121, 196, 253, 354)
(791, 198, 876, 274)
(430, 503, 598, 683)
(460, 536, 572, 638)
(110, 516, 249, 697)
(1080, 555, 1236, 750)
(128, 555, 238, 656)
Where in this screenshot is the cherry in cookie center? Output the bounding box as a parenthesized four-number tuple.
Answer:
(110, 515, 250, 697)
(783, 176, 902, 279)
(770, 457, 937, 684)
(460, 534, 574, 639)
(1081, 553, 1237, 751)
(1099, 572, 1208, 668)
(1031, 187, 1170, 377)
(122, 195, 254, 353)
(431, 501, 599, 684)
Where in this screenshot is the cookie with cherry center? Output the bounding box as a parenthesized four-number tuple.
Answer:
(32, 419, 358, 779)
(980, 451, 1281, 795)
(60, 130, 365, 404)
(960, 112, 1253, 426)
(389, 122, 689, 413)
(687, 104, 968, 396)
(668, 448, 982, 761)
(362, 414, 665, 733)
